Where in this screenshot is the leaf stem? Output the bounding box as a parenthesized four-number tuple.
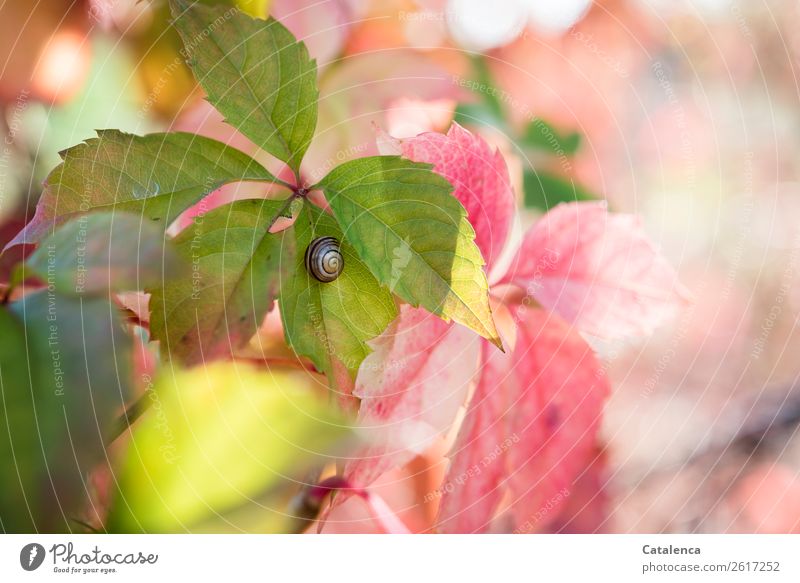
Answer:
(70, 517, 103, 534)
(287, 476, 411, 534)
(1, 263, 25, 304)
(237, 356, 318, 372)
(270, 176, 297, 191)
(106, 392, 152, 445)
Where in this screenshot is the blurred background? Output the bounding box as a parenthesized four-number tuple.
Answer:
(2, 0, 800, 533)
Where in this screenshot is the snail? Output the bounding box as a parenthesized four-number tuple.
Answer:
(305, 236, 343, 283)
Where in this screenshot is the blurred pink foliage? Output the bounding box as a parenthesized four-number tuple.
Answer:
(503, 201, 692, 340)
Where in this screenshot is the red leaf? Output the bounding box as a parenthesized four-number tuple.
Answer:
(437, 308, 610, 533)
(344, 305, 481, 490)
(376, 122, 515, 267)
(541, 445, 610, 533)
(436, 338, 516, 533)
(503, 201, 690, 339)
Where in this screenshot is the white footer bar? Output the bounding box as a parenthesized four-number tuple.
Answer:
(0, 534, 796, 582)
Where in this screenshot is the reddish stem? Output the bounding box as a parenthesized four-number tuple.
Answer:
(237, 356, 318, 372)
(304, 476, 411, 534)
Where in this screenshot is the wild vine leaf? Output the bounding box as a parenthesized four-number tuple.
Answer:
(433, 338, 513, 534)
(377, 122, 515, 268)
(1, 292, 131, 531)
(0, 307, 42, 532)
(315, 156, 501, 348)
(502, 201, 692, 339)
(344, 305, 480, 491)
(437, 308, 610, 533)
(502, 310, 609, 534)
(7, 130, 279, 249)
(172, 0, 318, 172)
(279, 203, 397, 404)
(542, 445, 610, 533)
(149, 199, 293, 365)
(25, 212, 183, 295)
(106, 362, 349, 533)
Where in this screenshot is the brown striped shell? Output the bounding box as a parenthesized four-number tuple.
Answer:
(304, 236, 343, 283)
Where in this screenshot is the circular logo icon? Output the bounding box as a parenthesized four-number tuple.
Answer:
(19, 543, 46, 571)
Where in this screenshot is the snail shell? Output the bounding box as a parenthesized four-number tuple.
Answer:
(305, 236, 343, 283)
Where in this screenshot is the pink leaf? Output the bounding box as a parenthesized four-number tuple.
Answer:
(436, 338, 516, 533)
(436, 308, 610, 533)
(505, 310, 609, 533)
(503, 201, 691, 339)
(344, 305, 481, 490)
(376, 122, 515, 267)
(541, 445, 609, 533)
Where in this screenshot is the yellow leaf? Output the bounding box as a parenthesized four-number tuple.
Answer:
(108, 362, 349, 533)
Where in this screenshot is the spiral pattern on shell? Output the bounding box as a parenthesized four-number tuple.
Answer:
(305, 236, 343, 283)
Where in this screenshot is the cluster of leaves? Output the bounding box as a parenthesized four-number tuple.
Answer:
(0, 0, 499, 532)
(0, 0, 689, 533)
(10, 0, 500, 386)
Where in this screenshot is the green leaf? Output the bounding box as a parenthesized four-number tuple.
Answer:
(0, 307, 40, 532)
(1, 292, 132, 531)
(172, 1, 318, 172)
(8, 130, 280, 248)
(106, 362, 349, 533)
(25, 211, 184, 296)
(523, 169, 597, 211)
(9, 292, 133, 455)
(470, 55, 504, 119)
(523, 119, 582, 156)
(149, 199, 293, 365)
(279, 202, 398, 384)
(453, 102, 505, 131)
(316, 156, 501, 348)
(236, 0, 269, 17)
(281, 196, 305, 219)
